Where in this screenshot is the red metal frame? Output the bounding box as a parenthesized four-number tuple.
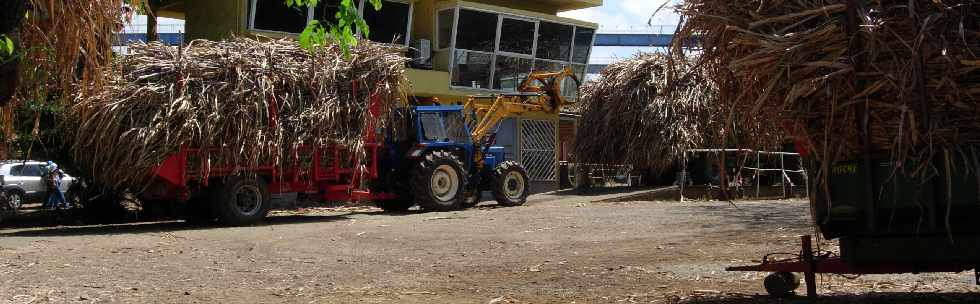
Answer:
(147, 83, 396, 203)
(727, 235, 978, 297)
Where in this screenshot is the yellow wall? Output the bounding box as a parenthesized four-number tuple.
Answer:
(184, 0, 246, 41)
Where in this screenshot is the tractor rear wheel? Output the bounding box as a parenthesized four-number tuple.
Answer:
(412, 151, 466, 212)
(212, 176, 271, 226)
(491, 161, 530, 207)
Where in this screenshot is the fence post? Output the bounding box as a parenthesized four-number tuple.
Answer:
(780, 154, 787, 198)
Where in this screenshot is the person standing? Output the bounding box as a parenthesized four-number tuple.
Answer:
(44, 161, 67, 210)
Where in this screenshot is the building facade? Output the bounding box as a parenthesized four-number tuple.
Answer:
(154, 0, 600, 193)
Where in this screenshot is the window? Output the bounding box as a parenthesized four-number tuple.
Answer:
(455, 9, 497, 52)
(534, 60, 565, 73)
(452, 50, 493, 88)
(536, 22, 573, 61)
(420, 113, 448, 141)
(442, 6, 596, 92)
(362, 1, 411, 44)
(563, 64, 586, 101)
(251, 0, 309, 33)
(494, 56, 533, 91)
(572, 27, 595, 64)
(499, 18, 534, 55)
(313, 1, 345, 26)
(438, 9, 455, 49)
(444, 112, 471, 143)
(250, 0, 413, 46)
(12, 164, 42, 177)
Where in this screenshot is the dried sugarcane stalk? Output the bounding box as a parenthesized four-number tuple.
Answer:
(67, 38, 409, 191)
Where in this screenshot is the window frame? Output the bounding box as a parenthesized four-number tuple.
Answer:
(444, 4, 597, 93)
(247, 0, 414, 46)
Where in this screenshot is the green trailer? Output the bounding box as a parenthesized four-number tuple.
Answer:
(727, 151, 980, 297)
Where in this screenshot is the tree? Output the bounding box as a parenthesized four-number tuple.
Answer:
(286, 0, 382, 53)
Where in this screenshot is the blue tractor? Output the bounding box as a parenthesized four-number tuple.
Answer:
(372, 68, 580, 212)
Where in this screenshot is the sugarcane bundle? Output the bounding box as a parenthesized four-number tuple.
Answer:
(67, 38, 409, 190)
(672, 0, 980, 177)
(574, 53, 723, 171)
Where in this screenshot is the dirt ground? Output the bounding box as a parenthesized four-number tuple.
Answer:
(1, 188, 978, 303)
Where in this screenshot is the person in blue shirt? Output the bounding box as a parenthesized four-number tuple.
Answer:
(43, 161, 68, 210)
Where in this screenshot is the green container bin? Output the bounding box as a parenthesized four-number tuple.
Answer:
(811, 152, 980, 264)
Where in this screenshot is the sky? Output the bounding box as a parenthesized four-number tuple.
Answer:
(559, 0, 682, 66)
(558, 0, 681, 31)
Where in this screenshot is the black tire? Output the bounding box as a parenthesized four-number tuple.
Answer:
(212, 176, 271, 226)
(374, 200, 414, 212)
(411, 151, 466, 212)
(764, 272, 801, 297)
(491, 161, 530, 207)
(6, 191, 24, 210)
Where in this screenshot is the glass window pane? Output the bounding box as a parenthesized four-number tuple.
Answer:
(312, 0, 343, 22)
(253, 0, 308, 33)
(420, 113, 448, 141)
(22, 165, 42, 177)
(455, 9, 497, 52)
(499, 18, 534, 55)
(572, 27, 594, 64)
(494, 56, 533, 91)
(444, 112, 471, 143)
(10, 165, 22, 176)
(452, 50, 492, 88)
(562, 64, 586, 101)
(363, 1, 411, 44)
(438, 9, 455, 49)
(536, 21, 573, 61)
(534, 60, 564, 74)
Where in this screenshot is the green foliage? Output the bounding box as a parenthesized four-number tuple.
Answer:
(287, 0, 382, 55)
(0, 35, 15, 64)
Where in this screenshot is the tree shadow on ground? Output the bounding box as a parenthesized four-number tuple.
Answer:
(0, 213, 354, 237)
(676, 292, 979, 304)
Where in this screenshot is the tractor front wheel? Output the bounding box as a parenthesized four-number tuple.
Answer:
(491, 161, 530, 207)
(412, 151, 466, 212)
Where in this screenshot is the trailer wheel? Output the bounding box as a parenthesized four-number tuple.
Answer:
(412, 151, 466, 212)
(491, 161, 529, 207)
(374, 200, 414, 212)
(213, 176, 271, 225)
(763, 272, 800, 297)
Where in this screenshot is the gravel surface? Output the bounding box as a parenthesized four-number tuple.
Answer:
(1, 189, 977, 303)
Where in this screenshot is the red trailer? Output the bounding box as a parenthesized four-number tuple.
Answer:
(137, 92, 396, 225)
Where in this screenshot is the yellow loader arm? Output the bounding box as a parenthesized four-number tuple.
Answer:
(464, 67, 581, 145)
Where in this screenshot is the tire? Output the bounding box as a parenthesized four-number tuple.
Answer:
(6, 191, 24, 210)
(411, 151, 466, 212)
(491, 161, 530, 207)
(764, 272, 801, 297)
(212, 176, 271, 226)
(374, 200, 414, 212)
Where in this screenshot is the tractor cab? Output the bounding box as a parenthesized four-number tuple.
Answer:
(413, 106, 505, 169)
